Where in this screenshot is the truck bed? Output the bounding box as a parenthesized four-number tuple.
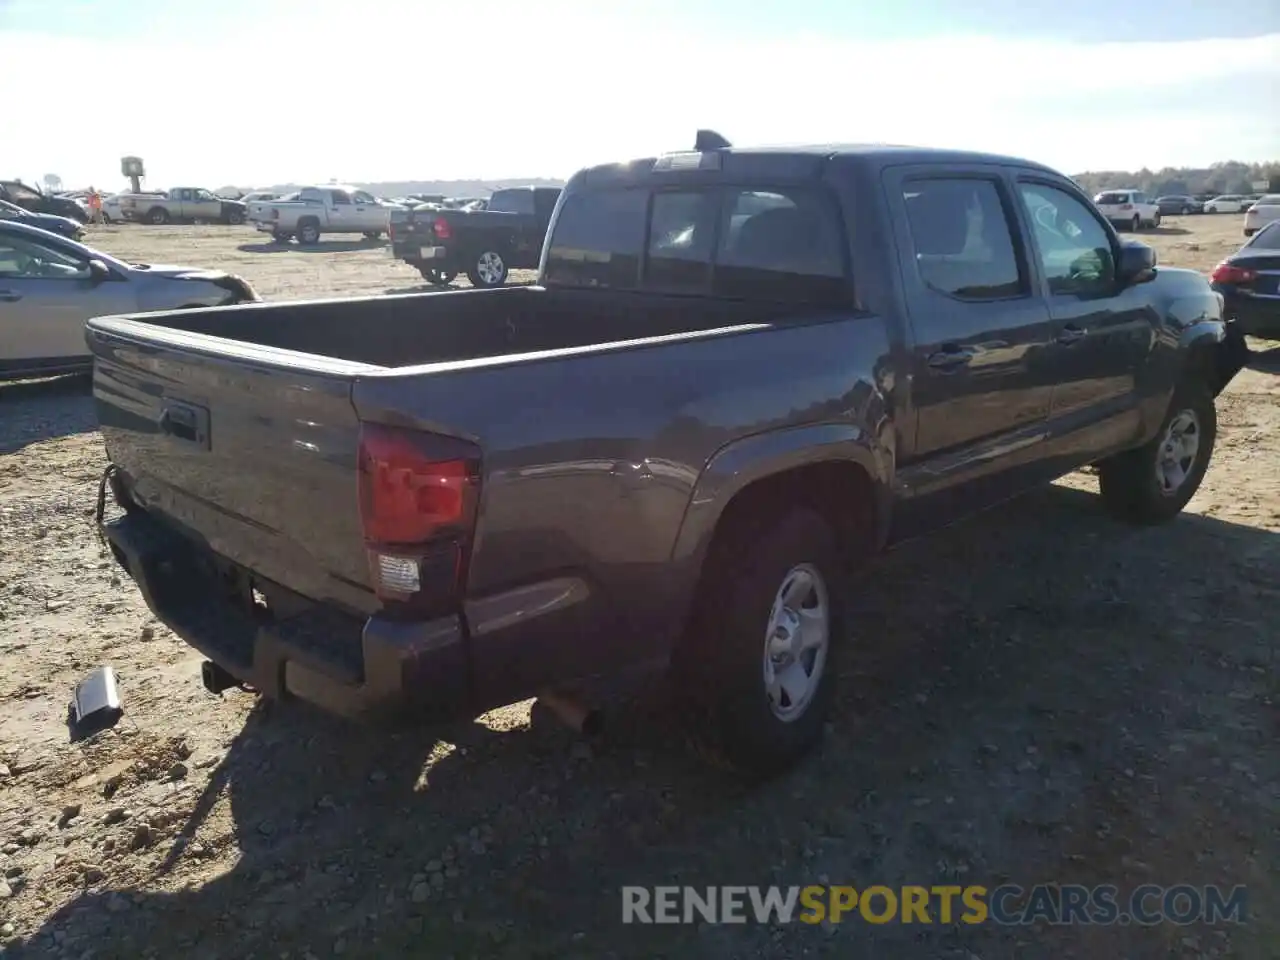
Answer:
(123, 285, 778, 369)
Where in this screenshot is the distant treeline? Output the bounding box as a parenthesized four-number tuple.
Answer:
(1072, 161, 1280, 197)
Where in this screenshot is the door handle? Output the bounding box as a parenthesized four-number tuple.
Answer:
(0, 290, 21, 302)
(926, 346, 975, 371)
(1056, 324, 1087, 345)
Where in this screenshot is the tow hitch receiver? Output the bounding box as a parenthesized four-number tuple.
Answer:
(201, 660, 241, 695)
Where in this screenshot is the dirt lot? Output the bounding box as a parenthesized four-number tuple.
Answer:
(1, 219, 1276, 959)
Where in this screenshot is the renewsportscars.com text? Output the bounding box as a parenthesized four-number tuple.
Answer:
(621, 884, 1248, 926)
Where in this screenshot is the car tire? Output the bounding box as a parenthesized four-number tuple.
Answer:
(1131, 214, 1141, 232)
(1244, 229, 1256, 237)
(225, 210, 245, 225)
(362, 230, 382, 240)
(466, 250, 509, 288)
(418, 265, 457, 287)
(296, 219, 321, 245)
(1097, 378, 1216, 526)
(1181, 205, 1192, 215)
(1151, 213, 1161, 228)
(678, 507, 844, 779)
(147, 207, 170, 225)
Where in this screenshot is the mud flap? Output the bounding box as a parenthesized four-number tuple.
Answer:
(1212, 322, 1249, 396)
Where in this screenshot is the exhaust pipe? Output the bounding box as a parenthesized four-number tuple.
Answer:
(536, 691, 603, 738)
(201, 660, 241, 695)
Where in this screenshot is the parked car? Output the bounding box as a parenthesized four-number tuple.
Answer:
(0, 198, 85, 240)
(388, 185, 561, 287)
(0, 220, 259, 382)
(87, 134, 1246, 778)
(119, 188, 248, 225)
(1155, 195, 1202, 215)
(0, 180, 89, 223)
(247, 186, 402, 244)
(241, 190, 280, 205)
(1093, 189, 1161, 230)
(1203, 195, 1252, 215)
(1243, 195, 1280, 237)
(1211, 220, 1280, 340)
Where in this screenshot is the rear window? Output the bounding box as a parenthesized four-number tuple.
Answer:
(1095, 192, 1130, 205)
(544, 184, 848, 304)
(488, 189, 535, 215)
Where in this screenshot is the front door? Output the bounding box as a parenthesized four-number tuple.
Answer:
(1014, 179, 1152, 461)
(0, 232, 135, 364)
(888, 169, 1058, 540)
(351, 191, 385, 233)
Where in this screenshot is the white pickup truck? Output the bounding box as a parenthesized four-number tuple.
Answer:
(1093, 189, 1161, 231)
(247, 186, 403, 244)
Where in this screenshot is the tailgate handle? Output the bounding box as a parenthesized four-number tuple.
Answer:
(159, 402, 209, 448)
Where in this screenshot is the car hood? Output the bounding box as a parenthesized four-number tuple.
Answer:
(127, 263, 231, 280)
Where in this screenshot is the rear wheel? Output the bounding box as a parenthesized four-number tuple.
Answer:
(1097, 379, 1216, 525)
(466, 250, 508, 288)
(147, 207, 170, 225)
(363, 230, 382, 240)
(1131, 214, 1141, 232)
(225, 210, 245, 225)
(418, 265, 457, 287)
(678, 508, 844, 779)
(296, 219, 321, 245)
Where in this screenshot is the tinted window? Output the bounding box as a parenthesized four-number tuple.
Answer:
(713, 188, 846, 304)
(329, 190, 351, 205)
(646, 190, 716, 293)
(488, 189, 535, 215)
(1246, 221, 1280, 250)
(544, 188, 646, 289)
(1096, 192, 1129, 205)
(352, 191, 377, 204)
(903, 179, 1024, 300)
(0, 233, 88, 279)
(195, 189, 215, 201)
(6, 183, 41, 204)
(1019, 182, 1116, 296)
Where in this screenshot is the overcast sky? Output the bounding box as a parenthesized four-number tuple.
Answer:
(2, 0, 1277, 190)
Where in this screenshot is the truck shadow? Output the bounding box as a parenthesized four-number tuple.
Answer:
(14, 482, 1278, 959)
(237, 239, 386, 254)
(1246, 344, 1280, 373)
(0, 373, 95, 454)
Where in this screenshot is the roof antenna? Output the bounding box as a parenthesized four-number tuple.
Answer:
(695, 129, 731, 151)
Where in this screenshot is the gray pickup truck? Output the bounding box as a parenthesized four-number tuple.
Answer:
(88, 133, 1246, 778)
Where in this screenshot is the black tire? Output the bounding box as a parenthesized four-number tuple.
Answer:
(1151, 213, 1161, 228)
(296, 219, 321, 245)
(1131, 214, 1141, 232)
(1181, 205, 1192, 216)
(1097, 379, 1217, 526)
(1244, 229, 1256, 238)
(418, 265, 457, 287)
(225, 210, 245, 225)
(678, 508, 844, 779)
(147, 207, 170, 225)
(466, 250, 508, 288)
(363, 230, 382, 240)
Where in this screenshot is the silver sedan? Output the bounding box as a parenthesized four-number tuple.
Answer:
(0, 220, 259, 381)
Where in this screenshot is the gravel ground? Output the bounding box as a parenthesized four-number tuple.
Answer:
(0, 219, 1276, 959)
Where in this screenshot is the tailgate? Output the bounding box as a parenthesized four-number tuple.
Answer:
(88, 315, 382, 616)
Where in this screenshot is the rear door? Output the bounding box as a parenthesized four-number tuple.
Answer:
(1014, 177, 1152, 460)
(887, 166, 1057, 536)
(0, 231, 135, 363)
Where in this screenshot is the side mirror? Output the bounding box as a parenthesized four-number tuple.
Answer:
(87, 259, 112, 284)
(1117, 240, 1157, 286)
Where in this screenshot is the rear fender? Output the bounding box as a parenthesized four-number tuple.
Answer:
(670, 422, 893, 574)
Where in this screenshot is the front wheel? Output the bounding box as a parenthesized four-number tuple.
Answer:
(679, 508, 844, 779)
(225, 211, 245, 225)
(296, 219, 321, 245)
(1097, 379, 1217, 525)
(466, 250, 509, 288)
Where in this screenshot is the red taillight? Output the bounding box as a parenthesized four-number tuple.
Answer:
(357, 423, 480, 609)
(432, 217, 452, 240)
(1210, 262, 1257, 285)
